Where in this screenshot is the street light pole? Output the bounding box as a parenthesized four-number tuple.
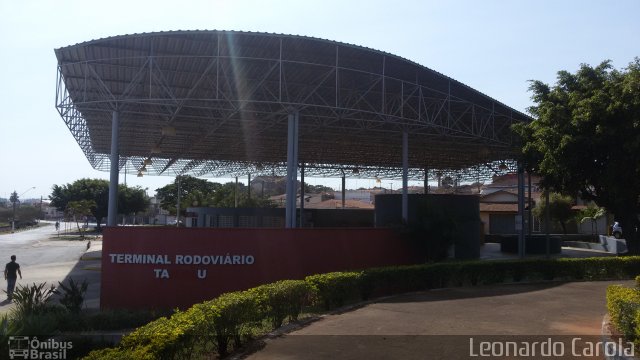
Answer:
(11, 187, 35, 232)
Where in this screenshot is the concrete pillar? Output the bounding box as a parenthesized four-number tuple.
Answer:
(402, 131, 409, 224)
(517, 163, 526, 258)
(176, 176, 181, 227)
(107, 111, 119, 227)
(545, 190, 550, 258)
(424, 167, 429, 194)
(248, 173, 251, 200)
(235, 177, 238, 208)
(285, 111, 299, 228)
(300, 164, 305, 227)
(341, 174, 346, 208)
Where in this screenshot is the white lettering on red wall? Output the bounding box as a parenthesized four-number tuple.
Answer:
(108, 253, 255, 280)
(109, 253, 255, 265)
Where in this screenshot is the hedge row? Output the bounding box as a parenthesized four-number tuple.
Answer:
(606, 276, 640, 348)
(84, 280, 311, 359)
(85, 256, 640, 359)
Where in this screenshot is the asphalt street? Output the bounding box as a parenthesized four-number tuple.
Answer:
(0, 222, 90, 310)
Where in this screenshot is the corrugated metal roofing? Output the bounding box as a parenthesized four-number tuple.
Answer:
(55, 30, 530, 180)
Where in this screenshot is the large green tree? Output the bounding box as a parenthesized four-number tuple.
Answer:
(50, 179, 150, 228)
(532, 193, 574, 234)
(515, 58, 640, 249)
(118, 185, 151, 218)
(156, 176, 221, 216)
(51, 179, 109, 227)
(156, 176, 274, 215)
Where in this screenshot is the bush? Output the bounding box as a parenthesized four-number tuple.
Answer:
(11, 282, 57, 319)
(56, 278, 89, 313)
(607, 285, 640, 340)
(83, 347, 147, 360)
(250, 280, 311, 329)
(305, 272, 362, 310)
(118, 307, 206, 359)
(103, 290, 263, 359)
(85, 309, 166, 331)
(198, 291, 262, 357)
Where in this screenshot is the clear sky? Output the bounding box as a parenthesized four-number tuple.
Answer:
(0, 0, 638, 200)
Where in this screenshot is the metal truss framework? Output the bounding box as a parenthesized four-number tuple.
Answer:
(55, 31, 530, 183)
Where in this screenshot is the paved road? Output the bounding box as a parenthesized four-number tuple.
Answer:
(245, 280, 634, 360)
(0, 222, 90, 310)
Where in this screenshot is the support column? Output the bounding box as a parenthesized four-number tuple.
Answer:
(248, 173, 251, 200)
(107, 111, 119, 227)
(341, 173, 346, 208)
(234, 177, 238, 208)
(424, 167, 429, 194)
(517, 163, 526, 258)
(299, 164, 305, 227)
(285, 111, 299, 228)
(527, 171, 532, 242)
(176, 176, 181, 227)
(402, 131, 409, 224)
(545, 190, 550, 258)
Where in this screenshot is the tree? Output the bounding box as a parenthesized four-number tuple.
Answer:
(304, 184, 334, 194)
(532, 193, 574, 234)
(156, 176, 275, 215)
(578, 204, 606, 237)
(0, 205, 40, 228)
(118, 185, 150, 221)
(156, 176, 221, 216)
(50, 179, 109, 228)
(515, 59, 640, 250)
(50, 179, 150, 228)
(65, 200, 96, 238)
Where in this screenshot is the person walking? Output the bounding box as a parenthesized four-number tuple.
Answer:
(4, 255, 22, 300)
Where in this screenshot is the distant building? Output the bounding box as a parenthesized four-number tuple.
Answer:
(478, 173, 607, 236)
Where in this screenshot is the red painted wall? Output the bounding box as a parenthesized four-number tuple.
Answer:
(101, 227, 419, 309)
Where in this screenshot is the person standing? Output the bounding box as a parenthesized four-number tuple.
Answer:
(4, 255, 22, 300)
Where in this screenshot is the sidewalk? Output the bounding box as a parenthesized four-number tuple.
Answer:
(479, 242, 615, 260)
(72, 240, 102, 309)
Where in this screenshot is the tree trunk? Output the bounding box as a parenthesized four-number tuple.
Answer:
(74, 215, 84, 240)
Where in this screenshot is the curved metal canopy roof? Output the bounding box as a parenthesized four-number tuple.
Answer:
(55, 30, 530, 181)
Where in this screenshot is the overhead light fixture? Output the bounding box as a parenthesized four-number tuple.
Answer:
(140, 165, 147, 173)
(353, 168, 360, 175)
(143, 158, 153, 166)
(137, 171, 144, 177)
(498, 162, 508, 171)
